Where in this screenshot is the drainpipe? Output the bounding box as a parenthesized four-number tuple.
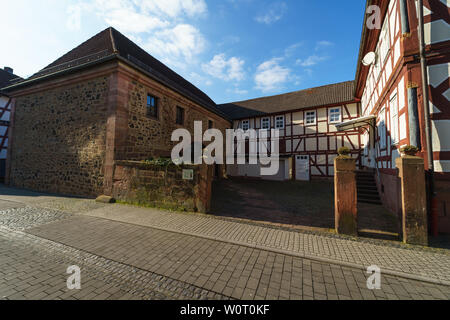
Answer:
(417, 0, 437, 236)
(399, 0, 410, 34)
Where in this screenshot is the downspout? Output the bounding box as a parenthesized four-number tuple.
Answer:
(399, 0, 410, 34)
(417, 0, 436, 235)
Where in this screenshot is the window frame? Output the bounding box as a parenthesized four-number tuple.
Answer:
(329, 107, 342, 124)
(175, 106, 185, 126)
(146, 94, 159, 119)
(305, 111, 317, 126)
(241, 120, 250, 131)
(390, 93, 399, 145)
(261, 117, 271, 130)
(275, 116, 285, 129)
(380, 19, 391, 64)
(378, 107, 387, 150)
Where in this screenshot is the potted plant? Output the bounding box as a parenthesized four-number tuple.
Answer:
(338, 146, 351, 158)
(400, 145, 419, 157)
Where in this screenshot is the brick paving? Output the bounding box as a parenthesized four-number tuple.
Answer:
(0, 227, 227, 300)
(76, 201, 450, 285)
(0, 187, 450, 300)
(211, 179, 399, 234)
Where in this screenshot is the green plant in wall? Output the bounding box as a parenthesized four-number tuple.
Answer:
(144, 157, 175, 167)
(338, 147, 351, 158)
(400, 145, 419, 156)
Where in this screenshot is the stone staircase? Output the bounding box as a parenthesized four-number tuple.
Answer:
(356, 170, 382, 205)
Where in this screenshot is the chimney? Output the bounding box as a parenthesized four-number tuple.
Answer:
(4, 67, 13, 74)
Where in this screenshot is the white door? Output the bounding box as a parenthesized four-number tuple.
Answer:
(296, 155, 310, 181)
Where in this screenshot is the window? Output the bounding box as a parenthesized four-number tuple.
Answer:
(147, 94, 158, 118)
(380, 20, 391, 64)
(275, 116, 285, 129)
(241, 120, 250, 131)
(305, 111, 316, 125)
(378, 108, 386, 149)
(329, 108, 341, 123)
(261, 117, 271, 130)
(176, 106, 184, 125)
(390, 94, 398, 145)
(208, 120, 214, 129)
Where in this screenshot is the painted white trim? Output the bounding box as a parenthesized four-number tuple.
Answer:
(328, 107, 342, 124)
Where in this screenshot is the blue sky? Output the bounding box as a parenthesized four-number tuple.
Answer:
(0, 0, 366, 104)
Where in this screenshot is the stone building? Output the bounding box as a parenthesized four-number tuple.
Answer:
(2, 27, 231, 197)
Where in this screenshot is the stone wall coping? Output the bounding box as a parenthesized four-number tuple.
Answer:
(115, 160, 200, 172)
(334, 157, 356, 172)
(396, 156, 425, 165)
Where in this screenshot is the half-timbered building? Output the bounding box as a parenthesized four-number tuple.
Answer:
(0, 67, 21, 182)
(219, 81, 361, 181)
(343, 0, 450, 233)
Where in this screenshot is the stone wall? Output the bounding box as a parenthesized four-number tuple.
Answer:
(112, 160, 213, 213)
(9, 76, 109, 196)
(114, 70, 230, 162)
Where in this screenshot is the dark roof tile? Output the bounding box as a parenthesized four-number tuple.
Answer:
(0, 68, 22, 91)
(218, 81, 356, 120)
(7, 27, 229, 121)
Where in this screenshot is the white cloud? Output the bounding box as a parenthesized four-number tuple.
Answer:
(66, 5, 82, 31)
(136, 0, 207, 18)
(254, 58, 290, 92)
(255, 2, 287, 25)
(78, 0, 209, 68)
(145, 24, 206, 66)
(315, 40, 334, 50)
(202, 54, 246, 81)
(231, 88, 248, 95)
(189, 72, 212, 87)
(101, 8, 169, 33)
(296, 55, 328, 67)
(284, 42, 303, 57)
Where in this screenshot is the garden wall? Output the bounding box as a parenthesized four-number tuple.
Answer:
(112, 160, 213, 213)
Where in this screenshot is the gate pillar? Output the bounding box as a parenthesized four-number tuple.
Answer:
(334, 157, 358, 236)
(396, 156, 428, 246)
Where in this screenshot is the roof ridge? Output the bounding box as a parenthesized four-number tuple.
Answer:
(230, 80, 355, 105)
(109, 27, 118, 54)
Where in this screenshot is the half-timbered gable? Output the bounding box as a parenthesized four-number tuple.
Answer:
(219, 81, 360, 180)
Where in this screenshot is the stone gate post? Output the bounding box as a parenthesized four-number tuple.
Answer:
(396, 156, 428, 246)
(334, 157, 358, 236)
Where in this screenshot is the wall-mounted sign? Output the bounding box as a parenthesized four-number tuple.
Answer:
(182, 169, 194, 181)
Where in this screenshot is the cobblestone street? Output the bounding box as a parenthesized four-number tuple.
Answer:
(0, 187, 450, 300)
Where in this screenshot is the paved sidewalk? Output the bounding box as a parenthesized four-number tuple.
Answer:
(25, 215, 450, 300)
(70, 202, 450, 286)
(0, 186, 449, 300)
(0, 227, 226, 300)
